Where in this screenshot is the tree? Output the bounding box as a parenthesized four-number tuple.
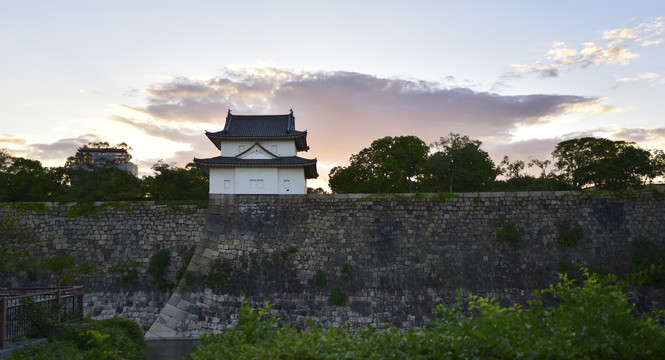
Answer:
(328, 136, 429, 193)
(62, 142, 142, 201)
(142, 161, 208, 200)
(426, 133, 498, 192)
(647, 150, 665, 185)
(500, 156, 525, 179)
(552, 137, 654, 189)
(528, 157, 552, 190)
(0, 150, 64, 202)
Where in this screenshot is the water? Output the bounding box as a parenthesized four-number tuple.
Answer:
(145, 339, 201, 360)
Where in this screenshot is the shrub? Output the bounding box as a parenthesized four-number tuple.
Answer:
(148, 248, 173, 291)
(341, 263, 352, 280)
(205, 259, 234, 288)
(187, 269, 665, 360)
(77, 262, 98, 276)
(44, 255, 75, 272)
(329, 286, 348, 306)
(110, 259, 144, 286)
(8, 316, 145, 360)
(630, 236, 665, 288)
(559, 216, 583, 246)
(14, 256, 40, 281)
(496, 218, 520, 243)
(315, 270, 327, 287)
(176, 247, 196, 286)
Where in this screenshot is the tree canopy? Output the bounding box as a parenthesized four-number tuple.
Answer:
(552, 137, 655, 189)
(425, 133, 498, 192)
(0, 143, 209, 203)
(329, 136, 429, 193)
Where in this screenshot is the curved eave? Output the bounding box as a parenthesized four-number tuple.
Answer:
(194, 157, 318, 179)
(205, 131, 309, 151)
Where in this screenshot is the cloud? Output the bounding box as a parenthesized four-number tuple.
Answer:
(615, 72, 662, 84)
(116, 67, 600, 174)
(510, 17, 664, 78)
(609, 127, 665, 143)
(0, 134, 26, 146)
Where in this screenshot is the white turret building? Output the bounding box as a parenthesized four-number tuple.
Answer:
(194, 109, 318, 194)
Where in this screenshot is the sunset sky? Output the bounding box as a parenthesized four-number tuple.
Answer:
(1, 1, 664, 190)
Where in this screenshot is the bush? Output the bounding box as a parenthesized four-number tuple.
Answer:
(315, 270, 327, 287)
(176, 247, 196, 286)
(329, 286, 348, 306)
(630, 236, 665, 288)
(148, 248, 173, 291)
(205, 259, 234, 288)
(110, 259, 144, 286)
(559, 217, 583, 246)
(187, 269, 665, 360)
(14, 256, 40, 281)
(496, 218, 520, 243)
(8, 316, 145, 360)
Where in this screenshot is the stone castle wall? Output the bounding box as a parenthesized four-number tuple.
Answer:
(147, 191, 665, 338)
(0, 202, 205, 329)
(2, 193, 664, 335)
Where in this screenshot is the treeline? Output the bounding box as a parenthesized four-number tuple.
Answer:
(329, 134, 665, 193)
(0, 144, 208, 203)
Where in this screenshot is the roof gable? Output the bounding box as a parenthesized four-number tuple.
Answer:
(237, 142, 277, 160)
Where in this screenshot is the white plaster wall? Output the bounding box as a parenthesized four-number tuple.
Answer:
(278, 168, 306, 194)
(220, 141, 253, 156)
(236, 168, 279, 194)
(220, 141, 296, 156)
(209, 168, 236, 194)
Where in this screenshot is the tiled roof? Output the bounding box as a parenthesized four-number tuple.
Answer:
(206, 110, 309, 151)
(194, 156, 318, 179)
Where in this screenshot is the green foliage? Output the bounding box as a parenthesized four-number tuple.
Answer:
(552, 137, 654, 190)
(44, 255, 75, 272)
(630, 236, 665, 287)
(142, 161, 208, 201)
(496, 218, 520, 243)
(64, 202, 100, 217)
(205, 259, 235, 288)
(341, 263, 352, 280)
(281, 246, 299, 259)
(0, 150, 65, 202)
(329, 135, 429, 193)
(314, 270, 327, 287)
(148, 248, 174, 291)
(14, 256, 40, 281)
(558, 216, 583, 246)
(188, 270, 665, 360)
(19, 298, 60, 338)
(0, 213, 35, 275)
(176, 247, 196, 286)
(43, 255, 82, 285)
(329, 286, 348, 306)
(557, 260, 571, 276)
(7, 202, 49, 213)
(77, 262, 98, 275)
(110, 259, 144, 286)
(434, 192, 461, 202)
(8, 316, 145, 360)
(425, 133, 499, 192)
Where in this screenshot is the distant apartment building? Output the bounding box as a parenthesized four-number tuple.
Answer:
(75, 146, 139, 176)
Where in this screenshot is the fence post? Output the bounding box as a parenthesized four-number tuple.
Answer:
(78, 287, 84, 322)
(1, 297, 6, 349)
(56, 289, 61, 323)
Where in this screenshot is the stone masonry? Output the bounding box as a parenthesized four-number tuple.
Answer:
(146, 191, 665, 338)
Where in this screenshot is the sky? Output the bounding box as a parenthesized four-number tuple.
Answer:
(1, 1, 664, 190)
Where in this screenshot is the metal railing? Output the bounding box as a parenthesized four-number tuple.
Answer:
(0, 286, 84, 348)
